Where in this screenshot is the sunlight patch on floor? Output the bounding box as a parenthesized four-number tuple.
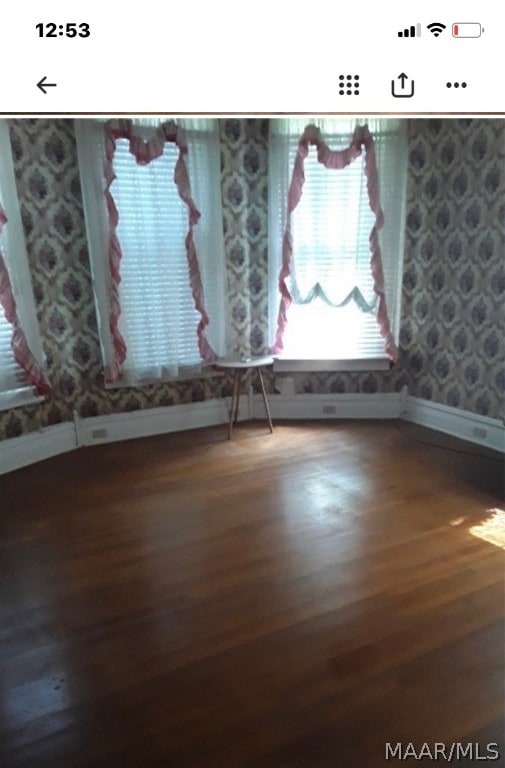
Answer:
(469, 508, 505, 550)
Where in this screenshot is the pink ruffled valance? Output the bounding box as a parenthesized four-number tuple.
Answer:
(0, 207, 51, 396)
(103, 119, 216, 383)
(271, 124, 398, 363)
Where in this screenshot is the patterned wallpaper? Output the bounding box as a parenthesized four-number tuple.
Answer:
(0, 118, 503, 441)
(401, 118, 504, 417)
(221, 119, 269, 358)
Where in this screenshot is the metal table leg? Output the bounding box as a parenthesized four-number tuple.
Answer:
(228, 368, 242, 440)
(257, 367, 273, 434)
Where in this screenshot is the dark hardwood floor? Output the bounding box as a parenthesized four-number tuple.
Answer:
(1, 420, 504, 767)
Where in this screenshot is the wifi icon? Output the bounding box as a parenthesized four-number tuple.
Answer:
(427, 22, 447, 37)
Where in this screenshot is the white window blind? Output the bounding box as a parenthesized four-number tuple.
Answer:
(112, 138, 203, 378)
(76, 119, 226, 385)
(0, 120, 46, 410)
(269, 118, 407, 364)
(0, 289, 27, 404)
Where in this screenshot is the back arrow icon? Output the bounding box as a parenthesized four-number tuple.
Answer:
(37, 76, 57, 94)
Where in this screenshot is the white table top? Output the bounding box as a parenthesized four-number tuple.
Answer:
(216, 355, 274, 369)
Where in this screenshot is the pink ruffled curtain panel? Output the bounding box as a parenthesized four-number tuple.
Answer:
(0, 206, 51, 396)
(103, 119, 217, 383)
(271, 124, 399, 363)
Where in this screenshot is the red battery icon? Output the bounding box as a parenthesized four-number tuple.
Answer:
(452, 23, 483, 37)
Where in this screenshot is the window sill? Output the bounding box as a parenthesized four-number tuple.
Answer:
(273, 358, 391, 373)
(0, 389, 45, 412)
(103, 366, 224, 389)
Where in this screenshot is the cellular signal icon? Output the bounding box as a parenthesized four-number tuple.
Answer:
(398, 23, 421, 38)
(427, 22, 447, 37)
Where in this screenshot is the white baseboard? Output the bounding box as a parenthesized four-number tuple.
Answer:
(74, 397, 247, 447)
(252, 392, 403, 420)
(2, 393, 502, 475)
(0, 422, 77, 475)
(0, 394, 400, 474)
(404, 396, 505, 453)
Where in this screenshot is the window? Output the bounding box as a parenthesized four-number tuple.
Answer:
(268, 118, 407, 370)
(75, 118, 226, 385)
(0, 120, 49, 410)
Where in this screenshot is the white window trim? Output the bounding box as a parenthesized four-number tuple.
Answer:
(0, 120, 46, 411)
(273, 358, 391, 373)
(75, 118, 227, 387)
(268, 117, 408, 371)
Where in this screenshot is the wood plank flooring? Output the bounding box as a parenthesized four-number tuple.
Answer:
(1, 420, 504, 767)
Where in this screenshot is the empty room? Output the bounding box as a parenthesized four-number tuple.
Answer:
(1, 117, 504, 767)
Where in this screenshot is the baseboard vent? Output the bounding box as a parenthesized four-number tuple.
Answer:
(91, 428, 108, 439)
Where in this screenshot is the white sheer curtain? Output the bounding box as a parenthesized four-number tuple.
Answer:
(75, 118, 226, 385)
(268, 117, 407, 361)
(0, 120, 48, 409)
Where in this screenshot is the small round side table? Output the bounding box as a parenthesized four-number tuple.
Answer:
(216, 356, 274, 439)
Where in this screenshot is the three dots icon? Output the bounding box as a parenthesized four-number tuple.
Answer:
(339, 74, 360, 96)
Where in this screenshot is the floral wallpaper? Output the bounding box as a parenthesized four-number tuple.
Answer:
(221, 118, 269, 357)
(0, 118, 503, 441)
(401, 118, 504, 418)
